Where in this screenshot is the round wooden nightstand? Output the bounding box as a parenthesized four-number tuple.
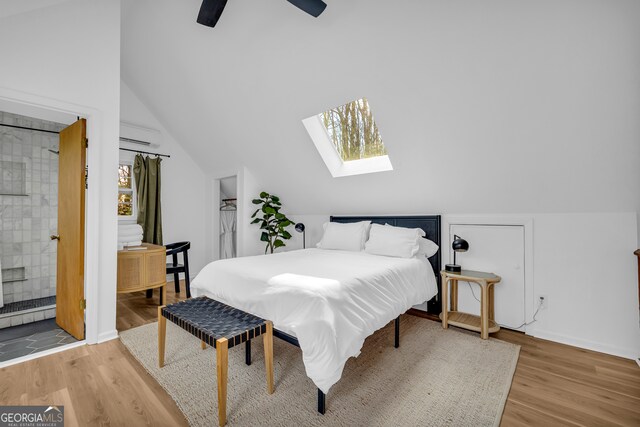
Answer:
(440, 269, 502, 339)
(117, 243, 167, 305)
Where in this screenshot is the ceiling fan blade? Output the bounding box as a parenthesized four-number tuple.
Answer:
(197, 0, 228, 28)
(286, 0, 327, 18)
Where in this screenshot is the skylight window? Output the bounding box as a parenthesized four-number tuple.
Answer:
(303, 98, 392, 177)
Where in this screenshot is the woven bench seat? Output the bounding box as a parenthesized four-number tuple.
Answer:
(158, 296, 274, 426)
(161, 296, 267, 349)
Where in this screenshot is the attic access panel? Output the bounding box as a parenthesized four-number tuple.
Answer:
(302, 98, 392, 178)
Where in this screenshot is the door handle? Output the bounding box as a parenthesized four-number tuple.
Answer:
(50, 235, 60, 241)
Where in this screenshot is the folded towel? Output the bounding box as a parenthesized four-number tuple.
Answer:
(118, 231, 143, 241)
(119, 230, 142, 238)
(123, 240, 142, 247)
(119, 224, 143, 234)
(120, 223, 142, 231)
(118, 235, 143, 244)
(118, 229, 143, 236)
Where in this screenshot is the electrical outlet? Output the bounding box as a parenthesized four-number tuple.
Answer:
(538, 295, 548, 310)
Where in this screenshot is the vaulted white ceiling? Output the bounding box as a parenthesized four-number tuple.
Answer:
(121, 0, 640, 215)
(0, 0, 72, 19)
(122, 0, 443, 214)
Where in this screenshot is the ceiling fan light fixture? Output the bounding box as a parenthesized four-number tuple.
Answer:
(197, 0, 228, 28)
(286, 0, 327, 18)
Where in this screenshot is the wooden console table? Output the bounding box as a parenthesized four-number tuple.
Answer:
(117, 243, 167, 305)
(440, 269, 502, 339)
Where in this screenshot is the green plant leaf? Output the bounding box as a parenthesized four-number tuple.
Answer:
(251, 191, 295, 252)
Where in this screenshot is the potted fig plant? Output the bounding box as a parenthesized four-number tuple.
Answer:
(251, 191, 294, 254)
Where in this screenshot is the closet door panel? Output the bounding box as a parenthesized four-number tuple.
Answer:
(449, 224, 526, 331)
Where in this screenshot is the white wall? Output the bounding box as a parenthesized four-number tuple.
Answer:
(121, 0, 640, 219)
(528, 213, 638, 358)
(237, 167, 265, 257)
(0, 0, 121, 342)
(120, 82, 209, 277)
(287, 215, 328, 250)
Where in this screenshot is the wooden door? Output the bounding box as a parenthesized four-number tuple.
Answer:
(55, 119, 86, 340)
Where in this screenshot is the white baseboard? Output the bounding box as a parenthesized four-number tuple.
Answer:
(529, 328, 638, 360)
(97, 329, 119, 344)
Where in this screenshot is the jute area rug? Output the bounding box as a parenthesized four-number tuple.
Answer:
(120, 315, 519, 427)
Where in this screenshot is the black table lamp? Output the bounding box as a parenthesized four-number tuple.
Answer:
(445, 235, 469, 272)
(295, 223, 306, 249)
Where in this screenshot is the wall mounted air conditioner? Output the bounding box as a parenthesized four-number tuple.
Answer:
(119, 121, 162, 149)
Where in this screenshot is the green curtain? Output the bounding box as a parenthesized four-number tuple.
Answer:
(134, 154, 163, 245)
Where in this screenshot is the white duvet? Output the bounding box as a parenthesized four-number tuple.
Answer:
(191, 248, 437, 393)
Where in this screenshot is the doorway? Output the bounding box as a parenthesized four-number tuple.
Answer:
(219, 176, 237, 259)
(0, 107, 87, 363)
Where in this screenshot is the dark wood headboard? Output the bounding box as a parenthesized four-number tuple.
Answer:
(330, 215, 442, 314)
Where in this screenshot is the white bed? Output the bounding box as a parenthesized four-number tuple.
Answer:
(191, 248, 438, 393)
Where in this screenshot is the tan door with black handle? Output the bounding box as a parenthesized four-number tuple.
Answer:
(53, 118, 86, 340)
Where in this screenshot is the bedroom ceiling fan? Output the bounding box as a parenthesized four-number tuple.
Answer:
(197, 0, 327, 28)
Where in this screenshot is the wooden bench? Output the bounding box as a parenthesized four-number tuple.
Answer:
(158, 296, 274, 426)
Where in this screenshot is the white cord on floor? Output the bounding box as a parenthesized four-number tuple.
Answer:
(463, 281, 541, 330)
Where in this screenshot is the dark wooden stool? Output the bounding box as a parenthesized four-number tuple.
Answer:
(158, 296, 274, 426)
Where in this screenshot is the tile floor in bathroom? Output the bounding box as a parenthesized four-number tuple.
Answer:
(0, 318, 77, 362)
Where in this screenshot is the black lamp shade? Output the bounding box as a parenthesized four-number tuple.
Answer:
(445, 235, 469, 272)
(452, 235, 469, 252)
(295, 223, 306, 249)
(197, 0, 228, 28)
(286, 0, 327, 17)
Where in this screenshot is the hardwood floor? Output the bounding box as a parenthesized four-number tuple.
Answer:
(497, 327, 640, 426)
(1, 283, 638, 426)
(115, 283, 187, 332)
(0, 286, 189, 427)
(411, 310, 640, 426)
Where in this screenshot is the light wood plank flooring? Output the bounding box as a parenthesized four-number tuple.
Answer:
(0, 283, 638, 426)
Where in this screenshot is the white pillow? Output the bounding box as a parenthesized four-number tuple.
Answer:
(316, 221, 371, 251)
(382, 223, 438, 258)
(365, 223, 424, 258)
(417, 237, 439, 258)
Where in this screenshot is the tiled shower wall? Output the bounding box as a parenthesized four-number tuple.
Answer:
(0, 111, 64, 305)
